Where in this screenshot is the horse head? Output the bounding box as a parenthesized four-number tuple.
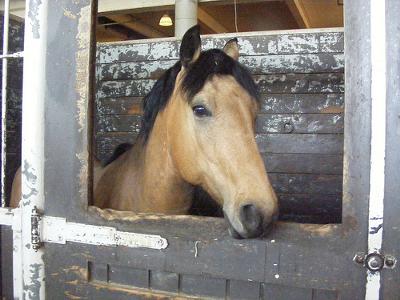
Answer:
(142, 26, 278, 238)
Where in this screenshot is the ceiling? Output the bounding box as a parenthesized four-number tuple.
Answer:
(96, 0, 344, 42)
(1, 0, 344, 42)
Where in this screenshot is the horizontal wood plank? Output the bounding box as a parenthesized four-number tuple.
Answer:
(241, 53, 344, 75)
(255, 73, 344, 94)
(256, 133, 343, 154)
(97, 31, 344, 64)
(264, 153, 343, 175)
(256, 113, 343, 134)
(269, 173, 342, 194)
(95, 133, 344, 158)
(97, 113, 343, 134)
(260, 94, 344, 114)
(97, 73, 344, 98)
(97, 53, 344, 81)
(95, 94, 344, 115)
(278, 193, 341, 215)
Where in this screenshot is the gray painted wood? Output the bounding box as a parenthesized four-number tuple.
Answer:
(42, 21, 373, 299)
(382, 0, 400, 297)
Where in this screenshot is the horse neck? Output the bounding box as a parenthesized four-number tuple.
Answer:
(133, 120, 193, 214)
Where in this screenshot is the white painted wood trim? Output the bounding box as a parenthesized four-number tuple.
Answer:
(20, 0, 48, 298)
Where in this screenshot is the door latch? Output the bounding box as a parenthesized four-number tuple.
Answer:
(354, 252, 396, 272)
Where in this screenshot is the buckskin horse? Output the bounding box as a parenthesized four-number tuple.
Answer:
(11, 26, 278, 239)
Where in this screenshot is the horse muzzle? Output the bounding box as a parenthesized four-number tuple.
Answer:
(224, 204, 278, 239)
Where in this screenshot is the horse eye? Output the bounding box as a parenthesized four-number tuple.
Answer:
(192, 105, 211, 118)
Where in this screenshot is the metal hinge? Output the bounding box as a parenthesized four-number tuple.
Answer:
(353, 252, 397, 272)
(29, 207, 168, 251)
(31, 206, 42, 251)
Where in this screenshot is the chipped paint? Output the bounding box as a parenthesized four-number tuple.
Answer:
(300, 224, 336, 237)
(43, 215, 168, 249)
(63, 8, 77, 20)
(75, 5, 90, 133)
(28, 0, 42, 38)
(23, 262, 44, 299)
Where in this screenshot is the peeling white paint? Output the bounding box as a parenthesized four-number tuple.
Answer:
(43, 216, 168, 250)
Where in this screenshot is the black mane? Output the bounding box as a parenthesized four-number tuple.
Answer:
(138, 48, 259, 143)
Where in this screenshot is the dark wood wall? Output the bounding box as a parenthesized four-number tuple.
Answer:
(95, 30, 344, 223)
(0, 18, 23, 205)
(0, 17, 24, 300)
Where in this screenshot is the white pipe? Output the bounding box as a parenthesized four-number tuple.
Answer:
(1, 0, 10, 207)
(365, 0, 386, 299)
(175, 0, 198, 38)
(20, 0, 47, 298)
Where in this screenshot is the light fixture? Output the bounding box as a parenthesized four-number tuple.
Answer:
(159, 14, 173, 27)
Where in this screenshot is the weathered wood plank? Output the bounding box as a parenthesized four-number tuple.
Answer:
(97, 79, 156, 98)
(255, 73, 344, 94)
(3, 109, 22, 132)
(256, 113, 343, 134)
(97, 115, 142, 133)
(97, 73, 344, 98)
(318, 32, 344, 53)
(257, 134, 343, 154)
(97, 31, 344, 64)
(277, 33, 319, 54)
(98, 60, 177, 81)
(97, 113, 343, 134)
(269, 173, 342, 194)
(95, 94, 344, 116)
(96, 97, 143, 115)
(260, 94, 344, 114)
(241, 53, 344, 75)
(278, 193, 341, 216)
(97, 53, 344, 81)
(97, 40, 180, 64)
(95, 140, 342, 175)
(264, 153, 343, 175)
(95, 133, 344, 159)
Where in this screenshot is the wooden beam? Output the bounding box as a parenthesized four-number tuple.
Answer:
(0, 0, 25, 20)
(98, 0, 275, 14)
(198, 7, 229, 33)
(96, 25, 129, 42)
(285, 0, 311, 29)
(106, 14, 164, 38)
(5, 0, 277, 19)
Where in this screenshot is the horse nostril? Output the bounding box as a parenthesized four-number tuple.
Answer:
(239, 204, 263, 234)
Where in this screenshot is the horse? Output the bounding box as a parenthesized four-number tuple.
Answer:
(10, 25, 278, 239)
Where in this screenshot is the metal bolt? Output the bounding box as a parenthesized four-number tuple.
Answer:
(365, 253, 384, 272)
(283, 121, 294, 133)
(354, 253, 365, 264)
(385, 256, 396, 268)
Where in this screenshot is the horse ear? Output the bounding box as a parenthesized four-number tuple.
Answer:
(223, 38, 239, 61)
(179, 25, 201, 67)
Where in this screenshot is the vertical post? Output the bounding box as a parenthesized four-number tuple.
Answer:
(19, 0, 47, 298)
(175, 0, 198, 38)
(366, 0, 386, 299)
(1, 0, 10, 207)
